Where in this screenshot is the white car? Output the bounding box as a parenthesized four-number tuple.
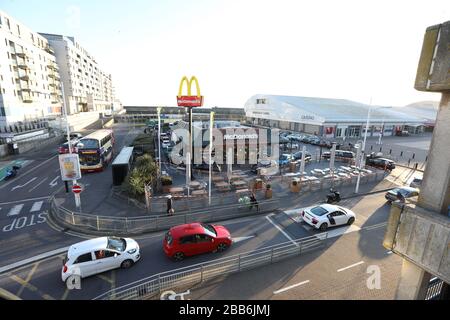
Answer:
(61, 237, 140, 283)
(301, 204, 356, 231)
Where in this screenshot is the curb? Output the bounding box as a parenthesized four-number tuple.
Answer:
(0, 246, 70, 275)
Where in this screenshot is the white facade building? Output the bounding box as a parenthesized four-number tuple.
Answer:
(0, 11, 62, 126)
(39, 33, 114, 115)
(245, 94, 428, 138)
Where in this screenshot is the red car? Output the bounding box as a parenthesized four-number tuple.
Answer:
(58, 142, 78, 154)
(163, 223, 232, 261)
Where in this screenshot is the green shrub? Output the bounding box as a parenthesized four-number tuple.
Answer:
(161, 175, 173, 186)
(122, 154, 158, 197)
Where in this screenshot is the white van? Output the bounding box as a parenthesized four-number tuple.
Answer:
(61, 237, 140, 283)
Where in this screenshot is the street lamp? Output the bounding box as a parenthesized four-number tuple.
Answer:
(157, 107, 162, 177)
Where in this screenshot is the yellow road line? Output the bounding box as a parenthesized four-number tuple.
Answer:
(16, 262, 40, 297)
(61, 288, 70, 301)
(10, 274, 55, 300)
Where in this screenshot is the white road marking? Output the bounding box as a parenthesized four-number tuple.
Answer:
(315, 224, 361, 240)
(337, 261, 365, 272)
(49, 176, 59, 188)
(363, 222, 388, 231)
(7, 204, 24, 216)
(0, 196, 49, 206)
(265, 215, 299, 247)
(0, 156, 55, 190)
(28, 177, 48, 192)
(54, 168, 60, 173)
(232, 236, 256, 244)
(0, 246, 70, 274)
(386, 250, 393, 255)
(11, 177, 37, 191)
(273, 280, 310, 294)
(30, 201, 44, 212)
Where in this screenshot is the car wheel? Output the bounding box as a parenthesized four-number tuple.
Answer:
(121, 259, 134, 269)
(173, 252, 185, 261)
(319, 223, 328, 231)
(347, 217, 355, 225)
(216, 243, 229, 252)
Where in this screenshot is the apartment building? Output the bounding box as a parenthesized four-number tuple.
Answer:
(39, 33, 114, 115)
(0, 11, 62, 126)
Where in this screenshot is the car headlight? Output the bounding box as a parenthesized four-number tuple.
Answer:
(127, 249, 137, 254)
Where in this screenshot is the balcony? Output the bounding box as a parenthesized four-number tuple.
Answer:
(384, 201, 450, 284)
(21, 93, 33, 103)
(45, 46, 55, 54)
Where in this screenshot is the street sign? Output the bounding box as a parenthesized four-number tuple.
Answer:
(59, 154, 82, 181)
(72, 184, 83, 194)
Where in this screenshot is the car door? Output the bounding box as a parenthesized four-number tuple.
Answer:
(327, 212, 337, 226)
(333, 211, 348, 226)
(179, 235, 197, 256)
(195, 234, 214, 254)
(73, 252, 97, 278)
(94, 250, 120, 272)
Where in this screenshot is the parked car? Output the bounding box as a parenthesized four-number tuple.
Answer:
(292, 151, 312, 162)
(278, 154, 293, 165)
(163, 223, 232, 261)
(309, 137, 321, 145)
(366, 157, 396, 170)
(319, 140, 333, 148)
(251, 159, 278, 173)
(61, 237, 141, 283)
(58, 141, 78, 154)
(410, 177, 422, 189)
(322, 150, 355, 160)
(300, 204, 356, 231)
(385, 187, 420, 203)
(69, 132, 83, 140)
(286, 142, 300, 149)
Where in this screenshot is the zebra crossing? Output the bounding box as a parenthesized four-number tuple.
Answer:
(6, 201, 44, 217)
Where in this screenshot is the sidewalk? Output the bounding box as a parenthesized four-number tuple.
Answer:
(55, 170, 400, 219)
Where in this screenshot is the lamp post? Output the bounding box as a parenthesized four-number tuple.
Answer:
(61, 83, 81, 210)
(208, 111, 215, 205)
(355, 104, 372, 194)
(157, 107, 162, 176)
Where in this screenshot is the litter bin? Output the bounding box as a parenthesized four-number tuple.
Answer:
(289, 161, 296, 172)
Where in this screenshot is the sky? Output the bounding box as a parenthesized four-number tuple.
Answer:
(1, 0, 448, 108)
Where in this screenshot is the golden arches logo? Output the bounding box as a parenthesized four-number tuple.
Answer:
(177, 76, 203, 107)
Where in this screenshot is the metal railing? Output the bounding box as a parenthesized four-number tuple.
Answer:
(50, 170, 385, 234)
(93, 233, 327, 300)
(50, 196, 280, 234)
(425, 277, 445, 300)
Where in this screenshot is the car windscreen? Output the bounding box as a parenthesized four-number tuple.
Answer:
(201, 224, 217, 237)
(78, 138, 99, 149)
(309, 206, 329, 216)
(107, 237, 126, 252)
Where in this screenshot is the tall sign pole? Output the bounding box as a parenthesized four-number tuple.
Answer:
(61, 83, 81, 210)
(157, 107, 162, 175)
(176, 76, 204, 181)
(356, 102, 372, 193)
(208, 111, 215, 205)
(300, 145, 306, 176)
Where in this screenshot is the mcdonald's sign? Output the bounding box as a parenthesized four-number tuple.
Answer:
(177, 76, 204, 107)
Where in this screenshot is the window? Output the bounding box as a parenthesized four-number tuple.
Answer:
(95, 250, 116, 259)
(195, 234, 212, 243)
(107, 237, 126, 252)
(310, 206, 329, 216)
(74, 253, 92, 264)
(256, 98, 267, 104)
(179, 235, 196, 244)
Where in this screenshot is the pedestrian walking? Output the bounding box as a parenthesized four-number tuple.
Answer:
(167, 195, 174, 215)
(249, 192, 259, 212)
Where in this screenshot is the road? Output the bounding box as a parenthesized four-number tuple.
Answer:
(0, 191, 401, 300)
(0, 123, 139, 267)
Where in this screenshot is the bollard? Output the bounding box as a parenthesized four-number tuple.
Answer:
(412, 153, 415, 159)
(370, 145, 373, 151)
(408, 159, 411, 166)
(400, 151, 403, 157)
(389, 149, 392, 155)
(379, 147, 382, 152)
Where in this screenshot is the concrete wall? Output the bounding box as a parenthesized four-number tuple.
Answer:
(48, 111, 101, 132)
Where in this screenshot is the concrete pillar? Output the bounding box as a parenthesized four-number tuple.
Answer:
(418, 93, 450, 216)
(396, 259, 432, 300)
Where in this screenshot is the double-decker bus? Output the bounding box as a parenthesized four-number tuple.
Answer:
(77, 129, 115, 172)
